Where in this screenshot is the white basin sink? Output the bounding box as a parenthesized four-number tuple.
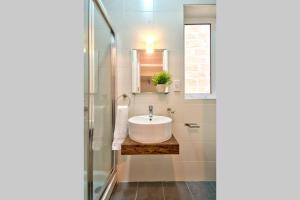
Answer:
(128, 115, 172, 144)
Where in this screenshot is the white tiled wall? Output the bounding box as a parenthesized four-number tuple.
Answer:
(102, 0, 216, 182)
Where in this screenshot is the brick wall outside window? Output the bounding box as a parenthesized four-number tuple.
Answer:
(185, 24, 211, 94)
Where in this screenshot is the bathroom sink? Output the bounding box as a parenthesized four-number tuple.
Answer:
(128, 115, 172, 144)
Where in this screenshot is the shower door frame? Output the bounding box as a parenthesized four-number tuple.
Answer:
(87, 0, 117, 199)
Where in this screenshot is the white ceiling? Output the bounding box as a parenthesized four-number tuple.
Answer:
(184, 5, 216, 19)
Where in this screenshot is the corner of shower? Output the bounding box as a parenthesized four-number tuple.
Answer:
(84, 0, 118, 199)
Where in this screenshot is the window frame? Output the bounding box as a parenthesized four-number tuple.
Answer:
(184, 23, 216, 100)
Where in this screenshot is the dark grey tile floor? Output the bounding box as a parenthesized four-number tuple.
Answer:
(110, 181, 216, 200)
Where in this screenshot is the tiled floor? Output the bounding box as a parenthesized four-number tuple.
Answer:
(110, 181, 216, 200)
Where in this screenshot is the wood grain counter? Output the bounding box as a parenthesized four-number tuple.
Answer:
(121, 135, 179, 155)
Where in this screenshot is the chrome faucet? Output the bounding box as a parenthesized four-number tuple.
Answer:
(148, 105, 153, 121)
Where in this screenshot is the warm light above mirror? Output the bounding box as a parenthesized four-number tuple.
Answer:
(145, 36, 154, 54)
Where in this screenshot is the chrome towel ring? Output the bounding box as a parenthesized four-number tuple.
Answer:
(116, 94, 131, 106)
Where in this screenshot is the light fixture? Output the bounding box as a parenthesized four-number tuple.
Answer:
(143, 0, 153, 11)
(146, 36, 154, 54)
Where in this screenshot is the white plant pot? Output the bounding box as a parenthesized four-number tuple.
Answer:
(156, 84, 167, 93)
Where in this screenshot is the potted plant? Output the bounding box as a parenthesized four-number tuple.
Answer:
(151, 71, 172, 93)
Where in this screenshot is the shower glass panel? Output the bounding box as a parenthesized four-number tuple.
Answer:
(91, 2, 114, 199)
(84, 0, 116, 200)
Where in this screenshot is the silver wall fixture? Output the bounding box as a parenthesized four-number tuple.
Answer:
(116, 94, 131, 106)
(185, 123, 200, 128)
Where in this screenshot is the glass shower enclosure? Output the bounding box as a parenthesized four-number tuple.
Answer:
(84, 0, 116, 199)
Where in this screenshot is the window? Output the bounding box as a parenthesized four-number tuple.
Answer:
(184, 24, 215, 99)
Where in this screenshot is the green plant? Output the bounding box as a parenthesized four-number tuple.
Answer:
(151, 71, 172, 86)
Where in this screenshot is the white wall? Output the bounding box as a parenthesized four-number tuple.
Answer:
(102, 0, 216, 182)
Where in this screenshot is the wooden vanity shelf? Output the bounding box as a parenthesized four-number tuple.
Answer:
(121, 135, 179, 155)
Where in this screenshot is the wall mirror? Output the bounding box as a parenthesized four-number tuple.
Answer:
(132, 49, 168, 93)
